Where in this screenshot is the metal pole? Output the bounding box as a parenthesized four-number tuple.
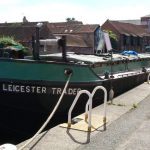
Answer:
(32, 36, 35, 59)
(109, 49, 114, 103)
(85, 86, 108, 131)
(35, 27, 40, 60)
(61, 36, 67, 62)
(58, 36, 67, 62)
(110, 50, 114, 78)
(147, 73, 150, 84)
(68, 90, 91, 129)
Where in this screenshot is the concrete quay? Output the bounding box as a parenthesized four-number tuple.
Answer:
(17, 82, 150, 150)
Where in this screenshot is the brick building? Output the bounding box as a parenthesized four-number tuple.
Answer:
(102, 15, 150, 52)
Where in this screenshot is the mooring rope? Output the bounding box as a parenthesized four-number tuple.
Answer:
(18, 73, 72, 150)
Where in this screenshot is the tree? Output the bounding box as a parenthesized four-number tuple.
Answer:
(66, 17, 76, 22)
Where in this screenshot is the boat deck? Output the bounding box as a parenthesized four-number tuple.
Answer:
(25, 52, 150, 64)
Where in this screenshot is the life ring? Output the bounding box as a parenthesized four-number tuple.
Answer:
(0, 144, 17, 150)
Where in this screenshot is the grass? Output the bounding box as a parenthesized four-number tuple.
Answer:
(107, 101, 126, 106)
(132, 103, 138, 108)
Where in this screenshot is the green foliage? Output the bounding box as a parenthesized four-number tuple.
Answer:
(103, 30, 118, 49)
(132, 103, 138, 108)
(103, 30, 118, 41)
(0, 36, 19, 47)
(0, 36, 29, 54)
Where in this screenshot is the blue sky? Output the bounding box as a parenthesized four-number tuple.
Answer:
(0, 0, 150, 25)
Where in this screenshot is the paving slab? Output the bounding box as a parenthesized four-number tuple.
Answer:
(116, 120, 150, 150)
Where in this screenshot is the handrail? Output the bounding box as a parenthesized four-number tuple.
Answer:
(67, 90, 92, 131)
(85, 86, 107, 130)
(18, 73, 72, 150)
(117, 71, 141, 78)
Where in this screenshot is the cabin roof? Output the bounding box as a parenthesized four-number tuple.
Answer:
(66, 34, 88, 47)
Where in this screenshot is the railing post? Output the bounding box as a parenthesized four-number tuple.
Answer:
(147, 73, 150, 84)
(85, 86, 107, 130)
(68, 90, 92, 131)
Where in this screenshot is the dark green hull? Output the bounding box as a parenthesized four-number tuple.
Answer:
(0, 58, 102, 115)
(0, 72, 147, 139)
(0, 57, 149, 144)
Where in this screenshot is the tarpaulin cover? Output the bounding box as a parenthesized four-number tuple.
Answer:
(121, 50, 138, 56)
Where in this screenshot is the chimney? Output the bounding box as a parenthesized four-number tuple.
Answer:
(23, 16, 28, 23)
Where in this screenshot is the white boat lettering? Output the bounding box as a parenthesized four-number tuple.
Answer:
(2, 84, 80, 95)
(52, 88, 81, 95)
(2, 84, 47, 94)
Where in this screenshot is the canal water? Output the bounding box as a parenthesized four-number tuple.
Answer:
(0, 112, 68, 145)
(0, 104, 88, 145)
(0, 94, 103, 145)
